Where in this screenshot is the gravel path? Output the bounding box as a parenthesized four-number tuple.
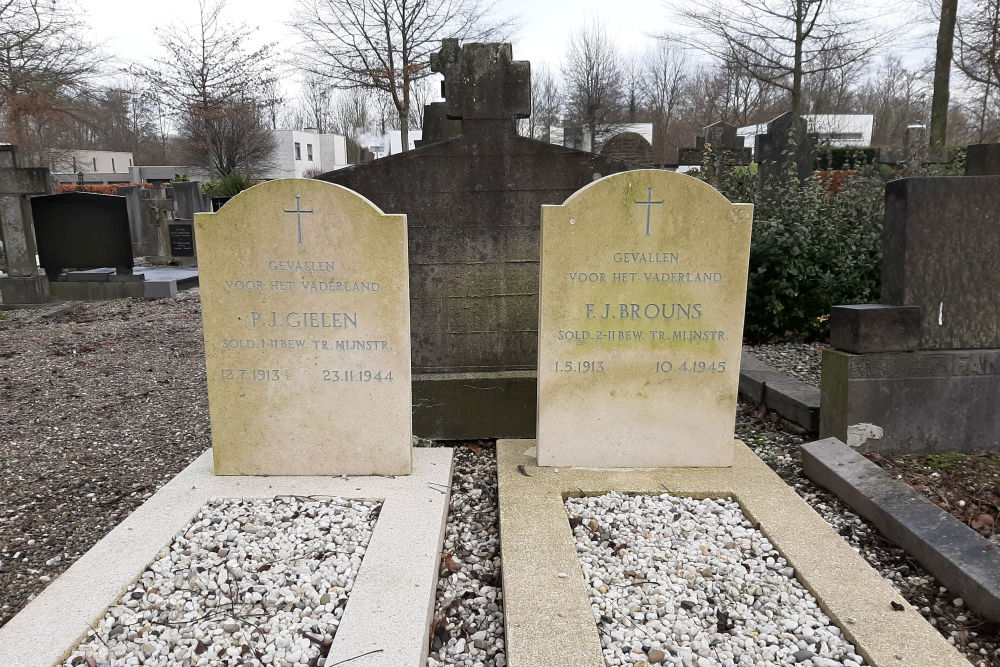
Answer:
(2, 295, 998, 666)
(744, 343, 824, 387)
(569, 491, 864, 667)
(65, 496, 378, 667)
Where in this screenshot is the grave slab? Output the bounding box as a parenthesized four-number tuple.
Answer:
(536, 170, 752, 468)
(195, 179, 412, 475)
(0, 447, 453, 667)
(497, 439, 968, 667)
(802, 438, 1000, 625)
(739, 351, 820, 432)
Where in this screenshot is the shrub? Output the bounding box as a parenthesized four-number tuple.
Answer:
(718, 164, 884, 342)
(216, 170, 254, 196)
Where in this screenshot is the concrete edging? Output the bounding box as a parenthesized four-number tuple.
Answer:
(0, 447, 454, 667)
(802, 437, 1000, 625)
(497, 438, 968, 667)
(739, 351, 820, 432)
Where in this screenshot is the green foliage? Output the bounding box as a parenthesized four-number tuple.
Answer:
(172, 173, 190, 182)
(924, 452, 965, 471)
(719, 165, 885, 342)
(216, 171, 253, 196)
(815, 146, 880, 170)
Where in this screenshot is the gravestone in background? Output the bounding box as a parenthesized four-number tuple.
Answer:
(323, 39, 635, 440)
(30, 192, 134, 278)
(822, 175, 1000, 454)
(755, 112, 818, 190)
(536, 169, 753, 467)
(196, 179, 412, 475)
(966, 143, 1000, 176)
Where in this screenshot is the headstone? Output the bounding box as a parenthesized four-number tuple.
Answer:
(600, 132, 653, 164)
(755, 112, 818, 190)
(678, 122, 753, 187)
(195, 178, 412, 475)
(168, 223, 195, 257)
(822, 175, 1000, 453)
(0, 145, 51, 304)
(117, 185, 160, 257)
(30, 192, 134, 278)
(145, 184, 174, 257)
(966, 143, 1000, 176)
(536, 169, 753, 467)
(324, 40, 635, 440)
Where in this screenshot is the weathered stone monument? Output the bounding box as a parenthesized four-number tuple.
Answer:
(755, 112, 818, 189)
(536, 169, 753, 467)
(195, 178, 412, 475)
(323, 39, 635, 439)
(677, 121, 752, 187)
(821, 174, 1000, 453)
(0, 145, 51, 304)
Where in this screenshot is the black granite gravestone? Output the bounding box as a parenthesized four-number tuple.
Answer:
(168, 223, 195, 257)
(31, 192, 134, 278)
(822, 175, 1000, 454)
(322, 39, 635, 438)
(966, 143, 1000, 176)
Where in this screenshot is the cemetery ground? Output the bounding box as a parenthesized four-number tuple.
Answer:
(1, 293, 998, 666)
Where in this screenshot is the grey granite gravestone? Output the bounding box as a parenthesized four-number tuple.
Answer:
(677, 121, 753, 187)
(821, 175, 1000, 454)
(322, 39, 635, 439)
(755, 112, 818, 190)
(0, 145, 51, 304)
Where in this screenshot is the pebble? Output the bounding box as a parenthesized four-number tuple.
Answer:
(61, 497, 379, 666)
(567, 491, 866, 667)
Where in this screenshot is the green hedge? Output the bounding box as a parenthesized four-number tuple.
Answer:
(718, 165, 884, 341)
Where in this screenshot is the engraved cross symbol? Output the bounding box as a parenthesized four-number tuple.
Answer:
(283, 196, 313, 245)
(634, 187, 664, 236)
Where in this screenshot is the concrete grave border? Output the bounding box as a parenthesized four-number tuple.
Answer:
(497, 439, 968, 667)
(803, 437, 1000, 625)
(0, 447, 453, 667)
(739, 351, 820, 433)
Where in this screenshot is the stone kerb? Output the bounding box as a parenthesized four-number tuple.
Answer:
(195, 178, 412, 476)
(536, 169, 753, 467)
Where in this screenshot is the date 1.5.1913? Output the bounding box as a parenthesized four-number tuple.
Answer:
(553, 360, 605, 373)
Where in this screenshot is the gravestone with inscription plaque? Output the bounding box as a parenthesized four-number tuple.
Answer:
(536, 169, 753, 467)
(195, 179, 412, 475)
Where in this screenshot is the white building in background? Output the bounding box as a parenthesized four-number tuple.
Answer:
(363, 130, 423, 158)
(267, 129, 348, 178)
(738, 114, 875, 156)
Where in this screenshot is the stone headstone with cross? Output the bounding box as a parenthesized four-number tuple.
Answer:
(0, 145, 52, 304)
(195, 178, 413, 475)
(677, 121, 752, 187)
(755, 112, 818, 190)
(536, 169, 753, 467)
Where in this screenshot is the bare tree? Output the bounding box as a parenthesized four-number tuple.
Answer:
(141, 0, 278, 176)
(856, 56, 929, 145)
(930, 0, 959, 146)
(0, 0, 98, 166)
(669, 0, 880, 115)
(642, 42, 687, 160)
(291, 0, 513, 151)
(526, 64, 562, 141)
(562, 20, 623, 151)
(955, 0, 1000, 141)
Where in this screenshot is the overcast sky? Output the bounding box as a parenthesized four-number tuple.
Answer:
(83, 0, 928, 96)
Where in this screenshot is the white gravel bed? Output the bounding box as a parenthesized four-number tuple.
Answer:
(744, 343, 823, 387)
(64, 496, 380, 667)
(424, 443, 505, 667)
(567, 491, 865, 667)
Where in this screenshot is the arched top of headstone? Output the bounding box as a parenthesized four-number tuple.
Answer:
(599, 132, 653, 164)
(557, 169, 744, 212)
(212, 177, 393, 218)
